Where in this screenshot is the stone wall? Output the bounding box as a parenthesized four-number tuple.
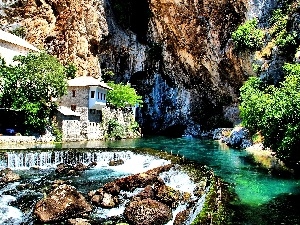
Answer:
(61, 106, 141, 141)
(59, 86, 89, 108)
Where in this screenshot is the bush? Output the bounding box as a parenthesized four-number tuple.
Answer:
(0, 52, 70, 134)
(232, 19, 265, 52)
(107, 82, 143, 108)
(269, 8, 298, 53)
(107, 119, 125, 140)
(240, 64, 300, 165)
(10, 26, 26, 38)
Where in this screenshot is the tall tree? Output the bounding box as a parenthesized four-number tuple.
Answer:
(0, 52, 72, 134)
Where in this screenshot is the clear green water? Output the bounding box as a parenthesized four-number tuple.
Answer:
(94, 136, 300, 206)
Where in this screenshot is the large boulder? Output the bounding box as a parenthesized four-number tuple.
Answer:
(225, 127, 253, 149)
(90, 188, 118, 208)
(34, 184, 92, 222)
(124, 198, 172, 225)
(113, 164, 172, 191)
(0, 168, 21, 183)
(174, 209, 191, 225)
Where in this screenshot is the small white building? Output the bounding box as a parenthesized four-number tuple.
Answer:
(58, 76, 112, 123)
(0, 29, 39, 65)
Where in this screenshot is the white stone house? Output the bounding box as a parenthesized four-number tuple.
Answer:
(0, 29, 39, 65)
(57, 76, 113, 140)
(58, 76, 112, 122)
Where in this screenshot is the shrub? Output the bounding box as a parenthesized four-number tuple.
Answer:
(232, 19, 265, 52)
(10, 26, 26, 38)
(252, 63, 261, 74)
(107, 82, 143, 108)
(269, 9, 298, 53)
(240, 64, 300, 165)
(107, 119, 125, 139)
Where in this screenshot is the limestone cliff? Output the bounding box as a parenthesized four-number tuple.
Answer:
(1, 0, 108, 77)
(99, 0, 277, 135)
(0, 0, 279, 136)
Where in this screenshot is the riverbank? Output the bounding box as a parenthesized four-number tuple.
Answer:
(212, 127, 295, 176)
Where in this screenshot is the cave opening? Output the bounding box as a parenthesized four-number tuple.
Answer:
(109, 0, 151, 43)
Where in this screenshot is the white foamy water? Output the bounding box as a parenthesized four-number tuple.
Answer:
(183, 187, 209, 225)
(0, 184, 23, 225)
(160, 166, 196, 193)
(4, 150, 170, 171)
(105, 154, 171, 174)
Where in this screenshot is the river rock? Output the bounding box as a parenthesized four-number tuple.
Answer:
(103, 181, 121, 195)
(90, 188, 118, 208)
(74, 162, 87, 171)
(174, 209, 192, 225)
(87, 161, 97, 168)
(134, 185, 155, 200)
(34, 184, 92, 222)
(0, 168, 21, 183)
(112, 164, 172, 191)
(55, 162, 89, 176)
(68, 218, 91, 225)
(154, 183, 181, 208)
(124, 198, 172, 225)
(91, 194, 103, 206)
(108, 159, 124, 166)
(225, 127, 253, 149)
(101, 192, 118, 208)
(55, 163, 71, 174)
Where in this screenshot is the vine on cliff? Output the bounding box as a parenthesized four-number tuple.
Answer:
(232, 19, 265, 52)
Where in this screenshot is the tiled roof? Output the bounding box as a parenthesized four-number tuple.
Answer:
(0, 29, 39, 52)
(67, 76, 113, 90)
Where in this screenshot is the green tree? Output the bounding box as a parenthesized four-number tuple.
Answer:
(106, 82, 143, 108)
(240, 64, 300, 165)
(232, 19, 265, 52)
(0, 52, 73, 134)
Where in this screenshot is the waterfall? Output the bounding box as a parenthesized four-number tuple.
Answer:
(4, 151, 138, 169)
(3, 150, 171, 172)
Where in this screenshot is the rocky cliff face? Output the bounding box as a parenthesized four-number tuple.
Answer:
(1, 0, 108, 76)
(100, 0, 277, 135)
(0, 0, 278, 136)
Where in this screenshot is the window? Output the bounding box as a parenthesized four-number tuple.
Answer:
(71, 104, 76, 111)
(97, 92, 100, 99)
(72, 90, 76, 97)
(89, 109, 96, 114)
(91, 91, 95, 98)
(103, 94, 106, 100)
(100, 93, 103, 100)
